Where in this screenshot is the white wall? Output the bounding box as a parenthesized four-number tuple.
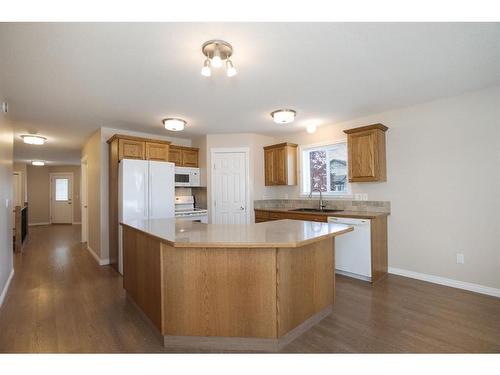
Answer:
(205, 133, 278, 223)
(274, 86, 500, 289)
(0, 97, 14, 306)
(82, 126, 192, 263)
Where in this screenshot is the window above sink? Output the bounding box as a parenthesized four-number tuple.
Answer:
(299, 140, 351, 197)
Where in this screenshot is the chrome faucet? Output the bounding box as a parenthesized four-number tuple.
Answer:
(309, 186, 326, 211)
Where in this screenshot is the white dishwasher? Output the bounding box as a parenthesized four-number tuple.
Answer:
(328, 217, 372, 282)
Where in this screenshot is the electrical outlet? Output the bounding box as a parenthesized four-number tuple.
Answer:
(456, 253, 465, 264)
(362, 193, 368, 201)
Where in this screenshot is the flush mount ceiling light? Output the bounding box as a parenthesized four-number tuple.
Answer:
(306, 124, 317, 134)
(21, 135, 47, 145)
(271, 109, 297, 124)
(31, 160, 45, 166)
(201, 40, 237, 78)
(163, 118, 186, 132)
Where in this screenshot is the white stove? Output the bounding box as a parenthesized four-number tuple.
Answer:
(175, 196, 208, 223)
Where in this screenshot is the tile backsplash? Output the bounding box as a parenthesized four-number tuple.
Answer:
(254, 199, 390, 213)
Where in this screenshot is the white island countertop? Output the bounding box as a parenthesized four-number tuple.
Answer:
(120, 218, 353, 248)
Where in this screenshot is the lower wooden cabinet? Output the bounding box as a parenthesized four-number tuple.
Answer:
(255, 208, 388, 283)
(255, 209, 327, 223)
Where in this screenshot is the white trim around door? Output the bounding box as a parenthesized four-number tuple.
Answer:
(49, 172, 74, 224)
(81, 156, 88, 243)
(210, 147, 251, 225)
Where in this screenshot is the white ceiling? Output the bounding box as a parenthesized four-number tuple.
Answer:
(1, 22, 499, 164)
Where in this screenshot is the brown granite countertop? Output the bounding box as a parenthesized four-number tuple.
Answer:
(121, 218, 353, 248)
(255, 207, 389, 219)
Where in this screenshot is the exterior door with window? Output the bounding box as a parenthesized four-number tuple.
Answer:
(212, 151, 248, 224)
(51, 173, 73, 224)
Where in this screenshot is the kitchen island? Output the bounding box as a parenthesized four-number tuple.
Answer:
(120, 218, 353, 351)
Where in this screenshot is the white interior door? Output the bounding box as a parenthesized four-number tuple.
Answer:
(51, 173, 73, 224)
(81, 159, 88, 242)
(212, 151, 248, 224)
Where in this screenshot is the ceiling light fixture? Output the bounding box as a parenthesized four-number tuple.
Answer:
(271, 109, 297, 124)
(163, 118, 186, 132)
(201, 40, 236, 78)
(31, 160, 45, 166)
(22, 135, 47, 145)
(306, 124, 317, 134)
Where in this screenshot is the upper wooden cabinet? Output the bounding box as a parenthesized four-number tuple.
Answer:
(344, 124, 388, 182)
(146, 141, 169, 161)
(169, 145, 199, 167)
(263, 143, 297, 186)
(168, 147, 182, 166)
(119, 138, 146, 160)
(109, 135, 171, 162)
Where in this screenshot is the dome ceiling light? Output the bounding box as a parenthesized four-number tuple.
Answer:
(163, 118, 186, 132)
(21, 135, 47, 145)
(201, 40, 237, 78)
(306, 124, 317, 134)
(271, 109, 297, 124)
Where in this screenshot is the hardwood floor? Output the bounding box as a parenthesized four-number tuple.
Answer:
(0, 224, 499, 353)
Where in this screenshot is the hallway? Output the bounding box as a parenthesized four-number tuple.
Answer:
(1, 224, 499, 353)
(0, 225, 164, 353)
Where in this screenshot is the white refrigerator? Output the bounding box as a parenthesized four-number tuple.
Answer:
(118, 159, 175, 274)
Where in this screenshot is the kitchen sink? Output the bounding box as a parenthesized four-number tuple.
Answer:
(289, 208, 344, 213)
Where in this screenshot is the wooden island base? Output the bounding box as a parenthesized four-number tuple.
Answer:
(122, 225, 339, 351)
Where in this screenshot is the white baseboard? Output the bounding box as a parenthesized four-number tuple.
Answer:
(0, 268, 15, 308)
(86, 245, 110, 266)
(388, 267, 500, 298)
(28, 222, 50, 226)
(99, 258, 110, 266)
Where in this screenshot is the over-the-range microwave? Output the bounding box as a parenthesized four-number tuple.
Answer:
(174, 167, 200, 187)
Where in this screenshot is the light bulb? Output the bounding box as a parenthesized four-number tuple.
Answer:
(212, 49, 222, 68)
(31, 160, 45, 166)
(306, 124, 317, 134)
(201, 58, 211, 77)
(226, 59, 237, 77)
